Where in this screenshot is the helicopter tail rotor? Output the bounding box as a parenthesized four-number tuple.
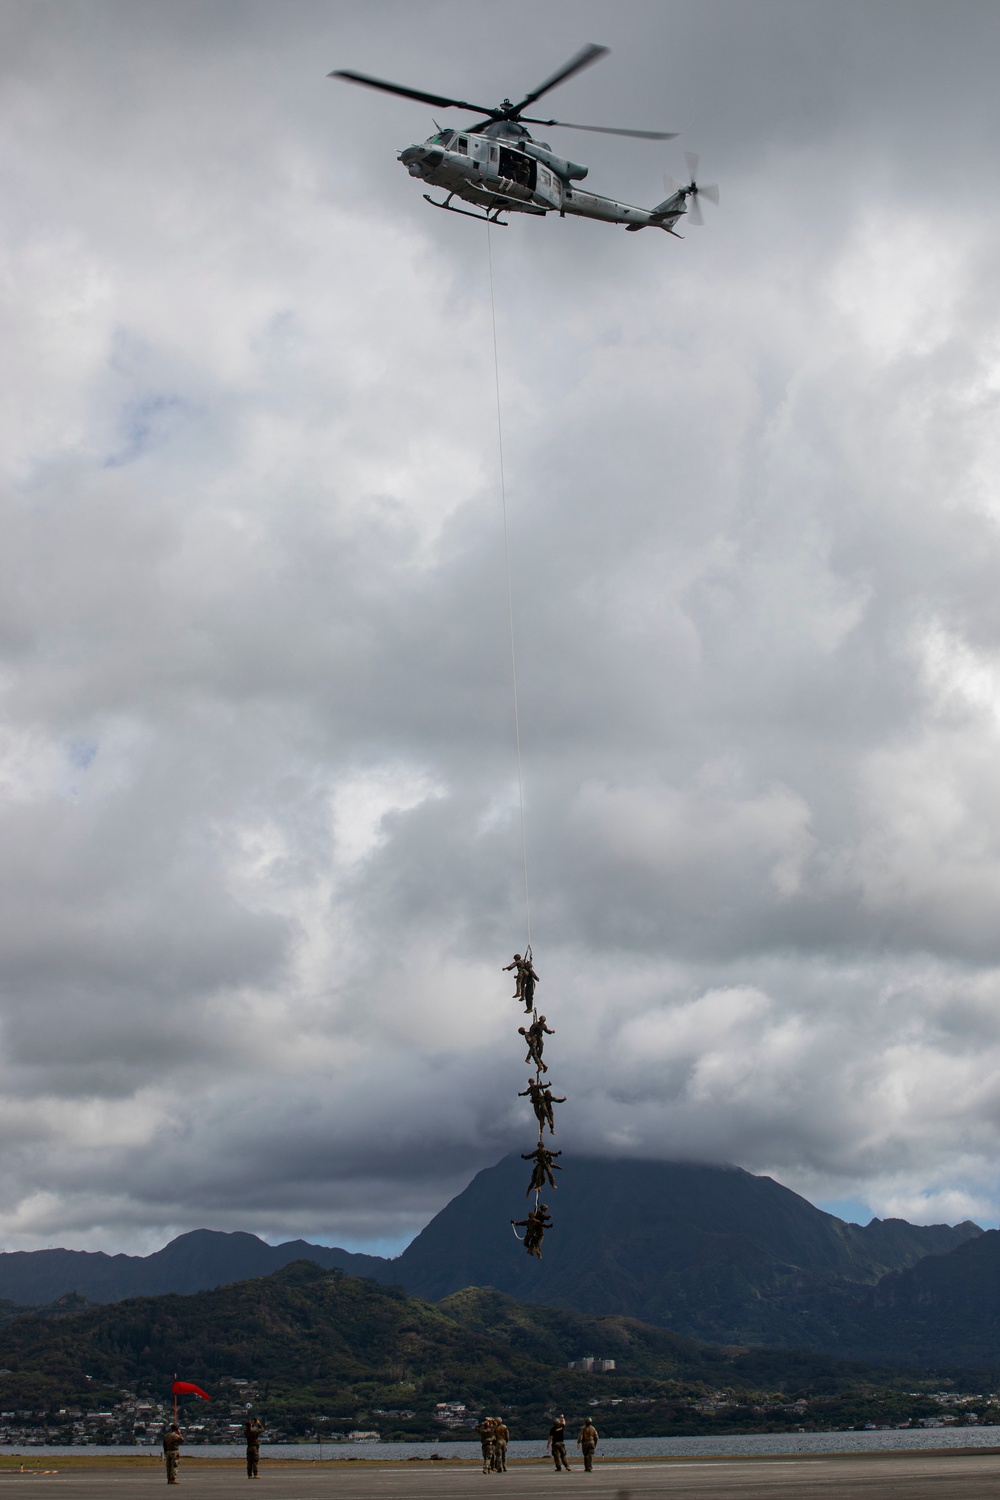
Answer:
(681, 151, 719, 226)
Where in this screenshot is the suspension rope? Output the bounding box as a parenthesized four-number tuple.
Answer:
(487, 224, 531, 950)
(489, 227, 560, 1262)
(533, 999, 542, 1214)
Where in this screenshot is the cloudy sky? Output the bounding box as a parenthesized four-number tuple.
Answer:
(2, 0, 1000, 1256)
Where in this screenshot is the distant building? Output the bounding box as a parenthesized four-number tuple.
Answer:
(433, 1402, 477, 1430)
(567, 1357, 615, 1372)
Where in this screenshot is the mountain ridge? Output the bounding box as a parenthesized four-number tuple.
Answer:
(0, 1155, 981, 1356)
(381, 1155, 981, 1345)
(0, 1228, 385, 1306)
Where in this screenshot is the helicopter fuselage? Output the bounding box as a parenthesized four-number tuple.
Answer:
(399, 125, 687, 233)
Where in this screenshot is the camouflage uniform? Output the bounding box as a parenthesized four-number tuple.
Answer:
(547, 1418, 571, 1471)
(522, 1144, 562, 1195)
(578, 1421, 598, 1472)
(162, 1425, 183, 1484)
(244, 1416, 263, 1478)
(476, 1418, 496, 1473)
(519, 1079, 565, 1135)
(523, 1016, 554, 1072)
(493, 1421, 509, 1472)
(512, 1203, 552, 1259)
(503, 954, 539, 1011)
(538, 1083, 565, 1134)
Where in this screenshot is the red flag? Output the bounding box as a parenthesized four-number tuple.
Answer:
(171, 1380, 210, 1401)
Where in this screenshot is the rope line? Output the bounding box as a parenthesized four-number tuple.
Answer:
(488, 230, 560, 1262)
(487, 224, 531, 950)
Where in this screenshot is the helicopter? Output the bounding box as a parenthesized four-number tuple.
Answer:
(331, 44, 717, 235)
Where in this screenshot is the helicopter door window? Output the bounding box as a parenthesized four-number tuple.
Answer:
(455, 135, 469, 154)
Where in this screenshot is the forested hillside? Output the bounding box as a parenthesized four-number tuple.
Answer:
(0, 1262, 986, 1442)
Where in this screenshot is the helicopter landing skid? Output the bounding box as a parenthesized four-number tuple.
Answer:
(423, 193, 508, 225)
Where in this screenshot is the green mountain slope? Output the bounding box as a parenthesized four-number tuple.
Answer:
(3, 1260, 968, 1437)
(842, 1229, 1000, 1366)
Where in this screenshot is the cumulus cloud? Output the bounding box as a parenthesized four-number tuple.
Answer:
(0, 0, 1000, 1252)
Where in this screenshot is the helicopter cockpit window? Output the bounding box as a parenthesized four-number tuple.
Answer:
(429, 130, 454, 146)
(455, 135, 469, 154)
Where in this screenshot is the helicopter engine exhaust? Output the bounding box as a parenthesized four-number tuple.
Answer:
(520, 142, 588, 181)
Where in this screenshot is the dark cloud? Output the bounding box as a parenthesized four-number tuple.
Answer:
(0, 0, 999, 1252)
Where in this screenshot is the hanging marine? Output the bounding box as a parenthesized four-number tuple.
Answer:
(507, 945, 565, 1260)
(330, 45, 717, 233)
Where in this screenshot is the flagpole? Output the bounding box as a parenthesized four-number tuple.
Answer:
(173, 1373, 177, 1427)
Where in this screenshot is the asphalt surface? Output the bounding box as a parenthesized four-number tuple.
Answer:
(6, 1453, 1000, 1499)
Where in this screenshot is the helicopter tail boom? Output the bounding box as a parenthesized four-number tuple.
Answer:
(650, 196, 685, 218)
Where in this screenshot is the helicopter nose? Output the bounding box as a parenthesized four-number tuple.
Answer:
(399, 144, 444, 178)
(399, 146, 425, 176)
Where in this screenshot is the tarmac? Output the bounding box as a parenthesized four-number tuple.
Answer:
(5, 1450, 1000, 1499)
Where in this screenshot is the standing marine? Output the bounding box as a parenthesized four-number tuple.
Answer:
(493, 1418, 509, 1472)
(476, 1416, 496, 1473)
(244, 1414, 264, 1479)
(503, 953, 539, 1011)
(522, 1143, 562, 1195)
(577, 1418, 599, 1472)
(162, 1423, 183, 1485)
(546, 1414, 572, 1472)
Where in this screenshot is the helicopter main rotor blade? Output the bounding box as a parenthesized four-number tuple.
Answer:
(513, 43, 609, 113)
(330, 70, 495, 117)
(521, 115, 677, 140)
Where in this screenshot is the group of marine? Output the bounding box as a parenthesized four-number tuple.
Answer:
(476, 1414, 600, 1474)
(505, 951, 565, 1259)
(164, 1413, 599, 1481)
(161, 1415, 263, 1483)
